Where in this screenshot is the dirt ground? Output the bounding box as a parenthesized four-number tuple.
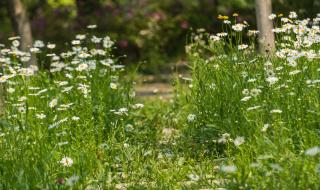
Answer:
(135, 74, 174, 100)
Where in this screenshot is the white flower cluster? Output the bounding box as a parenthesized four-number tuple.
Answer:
(0, 31, 135, 164)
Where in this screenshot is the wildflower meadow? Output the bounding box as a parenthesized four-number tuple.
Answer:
(0, 11, 320, 190)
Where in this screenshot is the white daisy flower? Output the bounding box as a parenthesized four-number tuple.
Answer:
(234, 136, 245, 147)
(305, 146, 320, 156)
(220, 165, 237, 173)
(59, 156, 73, 167)
(49, 98, 58, 108)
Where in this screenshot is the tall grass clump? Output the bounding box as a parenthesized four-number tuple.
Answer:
(185, 12, 320, 189)
(0, 29, 143, 189)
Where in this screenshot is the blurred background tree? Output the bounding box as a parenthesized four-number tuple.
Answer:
(0, 0, 319, 73)
(7, 0, 33, 53)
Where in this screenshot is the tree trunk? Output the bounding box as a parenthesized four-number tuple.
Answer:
(7, 0, 35, 64)
(255, 0, 275, 54)
(5, 0, 35, 113)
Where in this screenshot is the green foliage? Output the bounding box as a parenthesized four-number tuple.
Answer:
(1, 5, 320, 189)
(0, 34, 139, 189)
(2, 0, 320, 73)
(183, 12, 320, 188)
(47, 0, 76, 8)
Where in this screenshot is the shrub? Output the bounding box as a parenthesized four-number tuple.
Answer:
(0, 32, 141, 189)
(185, 13, 320, 188)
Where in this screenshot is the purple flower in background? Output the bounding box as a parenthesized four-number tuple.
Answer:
(32, 17, 46, 32)
(118, 40, 129, 48)
(151, 12, 166, 21)
(126, 10, 134, 19)
(105, 4, 114, 12)
(180, 20, 189, 29)
(53, 8, 62, 15)
(56, 178, 65, 185)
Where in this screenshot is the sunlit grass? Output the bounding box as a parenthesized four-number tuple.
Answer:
(0, 12, 320, 189)
(183, 12, 320, 189)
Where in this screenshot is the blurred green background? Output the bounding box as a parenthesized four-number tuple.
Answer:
(1, 0, 319, 73)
